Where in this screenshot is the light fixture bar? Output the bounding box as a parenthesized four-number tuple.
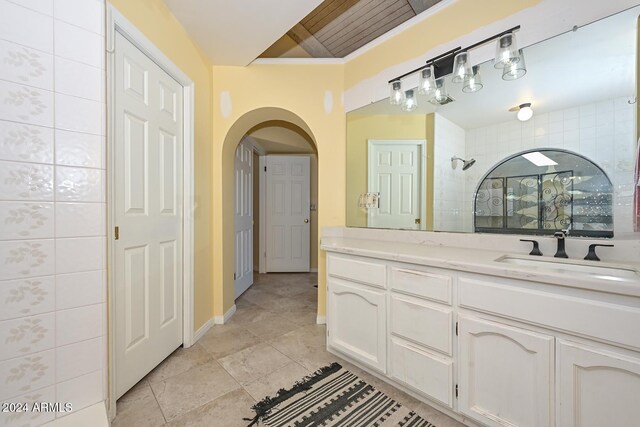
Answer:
(387, 25, 521, 84)
(388, 46, 461, 83)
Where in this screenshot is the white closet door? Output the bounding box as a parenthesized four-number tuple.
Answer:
(114, 31, 183, 398)
(265, 156, 310, 272)
(234, 138, 253, 298)
(368, 140, 424, 230)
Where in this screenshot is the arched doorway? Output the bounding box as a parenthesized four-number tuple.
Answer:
(217, 108, 320, 322)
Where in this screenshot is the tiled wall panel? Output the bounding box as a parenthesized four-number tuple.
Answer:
(0, 0, 106, 425)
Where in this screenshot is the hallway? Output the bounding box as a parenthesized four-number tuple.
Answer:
(113, 273, 464, 426)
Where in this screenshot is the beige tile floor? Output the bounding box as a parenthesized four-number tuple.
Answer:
(112, 272, 466, 427)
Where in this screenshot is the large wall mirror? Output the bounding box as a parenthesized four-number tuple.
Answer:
(346, 6, 638, 238)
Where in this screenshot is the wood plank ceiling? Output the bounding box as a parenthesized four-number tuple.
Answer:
(260, 0, 443, 58)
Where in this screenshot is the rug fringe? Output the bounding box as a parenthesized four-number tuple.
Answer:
(245, 362, 342, 426)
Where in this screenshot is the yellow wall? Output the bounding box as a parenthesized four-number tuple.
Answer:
(212, 64, 345, 317)
(346, 114, 434, 228)
(109, 0, 214, 330)
(344, 0, 541, 90)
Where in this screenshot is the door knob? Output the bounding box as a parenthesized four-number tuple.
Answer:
(304, 219, 309, 223)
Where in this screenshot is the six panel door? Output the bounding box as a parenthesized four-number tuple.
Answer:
(114, 31, 183, 398)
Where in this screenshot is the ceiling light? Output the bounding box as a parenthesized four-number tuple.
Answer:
(452, 51, 472, 83)
(463, 65, 483, 93)
(401, 89, 418, 112)
(516, 103, 533, 121)
(522, 151, 558, 167)
(494, 32, 519, 69)
(418, 65, 435, 96)
(502, 49, 527, 80)
(389, 80, 404, 105)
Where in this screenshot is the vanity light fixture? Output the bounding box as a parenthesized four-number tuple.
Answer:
(418, 65, 436, 96)
(387, 25, 523, 112)
(401, 89, 418, 112)
(494, 31, 520, 69)
(389, 80, 404, 105)
(502, 49, 527, 80)
(463, 65, 483, 93)
(452, 51, 472, 83)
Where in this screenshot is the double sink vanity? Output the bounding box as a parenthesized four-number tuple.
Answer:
(321, 227, 640, 427)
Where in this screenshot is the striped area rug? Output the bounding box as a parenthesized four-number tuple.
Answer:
(245, 362, 435, 427)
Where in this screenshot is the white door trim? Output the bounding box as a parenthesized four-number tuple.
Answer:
(258, 155, 267, 274)
(367, 139, 427, 230)
(106, 4, 195, 419)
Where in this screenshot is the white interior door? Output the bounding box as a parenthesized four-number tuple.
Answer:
(235, 138, 253, 298)
(266, 155, 310, 272)
(114, 31, 183, 398)
(368, 140, 425, 230)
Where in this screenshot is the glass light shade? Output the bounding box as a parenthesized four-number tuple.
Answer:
(462, 65, 483, 93)
(502, 49, 527, 80)
(452, 51, 472, 83)
(433, 77, 448, 102)
(418, 65, 436, 96)
(517, 103, 533, 121)
(401, 89, 418, 112)
(494, 32, 519, 69)
(389, 80, 404, 105)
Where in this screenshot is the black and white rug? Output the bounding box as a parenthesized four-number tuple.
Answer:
(245, 362, 435, 427)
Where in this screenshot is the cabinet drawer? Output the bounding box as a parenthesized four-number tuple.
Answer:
(389, 338, 453, 408)
(390, 294, 452, 355)
(390, 267, 452, 304)
(459, 276, 640, 350)
(328, 255, 386, 289)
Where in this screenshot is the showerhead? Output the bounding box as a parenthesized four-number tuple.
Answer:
(462, 158, 476, 170)
(451, 156, 476, 171)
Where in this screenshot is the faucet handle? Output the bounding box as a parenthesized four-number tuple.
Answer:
(584, 244, 614, 261)
(520, 239, 543, 256)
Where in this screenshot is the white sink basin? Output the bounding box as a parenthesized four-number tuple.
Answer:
(495, 256, 640, 281)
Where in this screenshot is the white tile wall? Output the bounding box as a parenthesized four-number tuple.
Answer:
(433, 113, 467, 231)
(0, 0, 106, 424)
(464, 96, 636, 234)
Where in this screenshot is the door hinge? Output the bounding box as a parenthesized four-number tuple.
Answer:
(114, 226, 119, 240)
(415, 218, 421, 225)
(264, 166, 267, 172)
(455, 384, 459, 398)
(233, 273, 236, 280)
(455, 321, 458, 336)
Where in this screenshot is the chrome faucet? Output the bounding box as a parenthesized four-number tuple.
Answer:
(553, 225, 571, 258)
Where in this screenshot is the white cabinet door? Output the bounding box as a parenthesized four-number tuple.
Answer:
(458, 315, 554, 427)
(327, 278, 386, 372)
(557, 340, 640, 427)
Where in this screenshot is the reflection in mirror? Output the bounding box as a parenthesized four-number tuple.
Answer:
(474, 149, 613, 237)
(345, 6, 638, 237)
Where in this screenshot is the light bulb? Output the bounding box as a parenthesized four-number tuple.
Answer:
(389, 80, 404, 105)
(517, 103, 533, 121)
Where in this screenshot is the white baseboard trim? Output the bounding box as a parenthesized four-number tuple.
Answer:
(192, 318, 214, 343)
(316, 315, 326, 325)
(310, 268, 318, 273)
(214, 304, 237, 325)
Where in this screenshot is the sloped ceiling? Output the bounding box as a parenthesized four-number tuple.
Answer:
(163, 0, 324, 65)
(261, 0, 443, 58)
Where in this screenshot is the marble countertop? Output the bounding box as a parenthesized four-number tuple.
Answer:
(320, 236, 640, 298)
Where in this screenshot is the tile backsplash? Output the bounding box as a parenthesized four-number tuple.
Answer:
(0, 1, 106, 426)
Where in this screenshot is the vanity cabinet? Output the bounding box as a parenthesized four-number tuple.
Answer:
(458, 315, 554, 427)
(557, 340, 640, 427)
(324, 248, 640, 427)
(327, 277, 387, 373)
